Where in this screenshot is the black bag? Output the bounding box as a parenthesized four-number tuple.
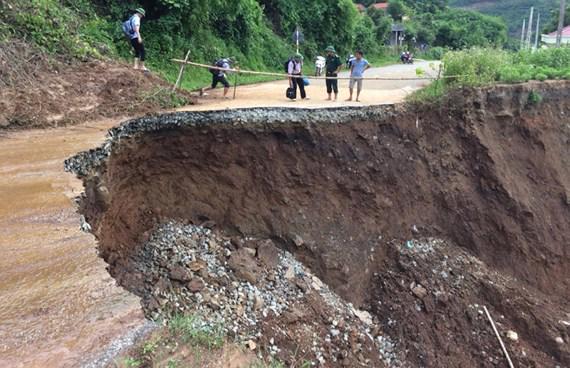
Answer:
(286, 87, 296, 99)
(209, 59, 225, 74)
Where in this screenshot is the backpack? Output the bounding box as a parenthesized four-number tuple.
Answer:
(284, 58, 294, 74)
(121, 16, 135, 38)
(209, 59, 226, 75)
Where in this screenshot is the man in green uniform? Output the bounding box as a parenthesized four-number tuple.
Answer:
(324, 46, 342, 101)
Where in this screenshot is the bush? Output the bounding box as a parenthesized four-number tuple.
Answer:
(528, 90, 543, 105)
(443, 47, 509, 87)
(424, 46, 447, 60)
(410, 47, 570, 104)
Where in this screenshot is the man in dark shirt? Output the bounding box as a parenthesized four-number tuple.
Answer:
(324, 46, 342, 101)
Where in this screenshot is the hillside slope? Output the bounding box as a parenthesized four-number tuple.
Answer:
(450, 0, 558, 37)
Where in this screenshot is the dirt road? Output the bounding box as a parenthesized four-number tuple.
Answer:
(0, 62, 435, 367)
(185, 60, 437, 109)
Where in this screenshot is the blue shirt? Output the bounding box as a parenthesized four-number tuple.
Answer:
(351, 58, 369, 78)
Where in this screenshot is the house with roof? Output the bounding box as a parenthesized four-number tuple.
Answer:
(541, 26, 570, 46)
(355, 2, 389, 12)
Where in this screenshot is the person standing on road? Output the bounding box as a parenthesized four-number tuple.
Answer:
(209, 58, 234, 99)
(324, 46, 342, 101)
(347, 50, 370, 102)
(122, 8, 148, 72)
(288, 53, 309, 101)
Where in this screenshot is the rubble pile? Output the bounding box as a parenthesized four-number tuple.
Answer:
(131, 221, 403, 366)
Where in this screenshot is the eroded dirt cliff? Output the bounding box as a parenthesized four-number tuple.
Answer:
(67, 81, 570, 367)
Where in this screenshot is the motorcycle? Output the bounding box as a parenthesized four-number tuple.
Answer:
(400, 52, 414, 64)
(315, 56, 326, 76)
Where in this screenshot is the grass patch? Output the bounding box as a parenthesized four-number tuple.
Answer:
(168, 314, 225, 350)
(527, 90, 543, 105)
(137, 88, 190, 109)
(115, 357, 143, 368)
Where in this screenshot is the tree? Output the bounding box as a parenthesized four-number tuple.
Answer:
(431, 9, 507, 48)
(402, 0, 448, 13)
(366, 6, 392, 44)
(353, 15, 377, 51)
(387, 0, 405, 21)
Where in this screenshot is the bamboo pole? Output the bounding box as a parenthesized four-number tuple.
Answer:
(172, 50, 191, 92)
(483, 306, 515, 368)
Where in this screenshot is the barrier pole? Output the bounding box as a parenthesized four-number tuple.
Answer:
(172, 50, 191, 92)
(233, 70, 239, 100)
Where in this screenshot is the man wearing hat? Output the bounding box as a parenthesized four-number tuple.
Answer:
(324, 46, 342, 101)
(123, 8, 148, 71)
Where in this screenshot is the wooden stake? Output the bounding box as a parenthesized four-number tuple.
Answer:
(233, 70, 239, 100)
(172, 50, 191, 92)
(483, 306, 515, 368)
(521, 18, 527, 49)
(557, 0, 567, 47)
(526, 7, 534, 49)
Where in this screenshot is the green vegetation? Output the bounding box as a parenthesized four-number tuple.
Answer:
(544, 3, 570, 33)
(528, 90, 543, 105)
(354, 0, 508, 57)
(449, 0, 559, 37)
(393, 0, 508, 50)
(168, 314, 225, 349)
(410, 47, 570, 103)
(1, 0, 517, 91)
(117, 357, 143, 368)
(2, 0, 391, 91)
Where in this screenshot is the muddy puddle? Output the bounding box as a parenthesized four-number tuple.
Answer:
(0, 121, 144, 368)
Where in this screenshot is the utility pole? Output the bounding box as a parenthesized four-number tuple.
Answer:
(556, 0, 566, 47)
(534, 13, 541, 50)
(526, 7, 534, 49)
(521, 18, 527, 49)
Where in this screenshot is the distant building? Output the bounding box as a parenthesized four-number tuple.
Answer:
(541, 26, 570, 46)
(371, 2, 389, 10)
(391, 23, 405, 47)
(356, 2, 388, 12)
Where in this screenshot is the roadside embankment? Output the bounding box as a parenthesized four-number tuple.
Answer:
(68, 80, 570, 367)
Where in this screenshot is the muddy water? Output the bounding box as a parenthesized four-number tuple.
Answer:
(0, 121, 143, 368)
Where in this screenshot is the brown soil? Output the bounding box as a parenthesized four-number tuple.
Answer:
(76, 81, 570, 367)
(0, 41, 192, 129)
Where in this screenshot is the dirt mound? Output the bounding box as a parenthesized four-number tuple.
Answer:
(68, 81, 570, 367)
(0, 40, 192, 129)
